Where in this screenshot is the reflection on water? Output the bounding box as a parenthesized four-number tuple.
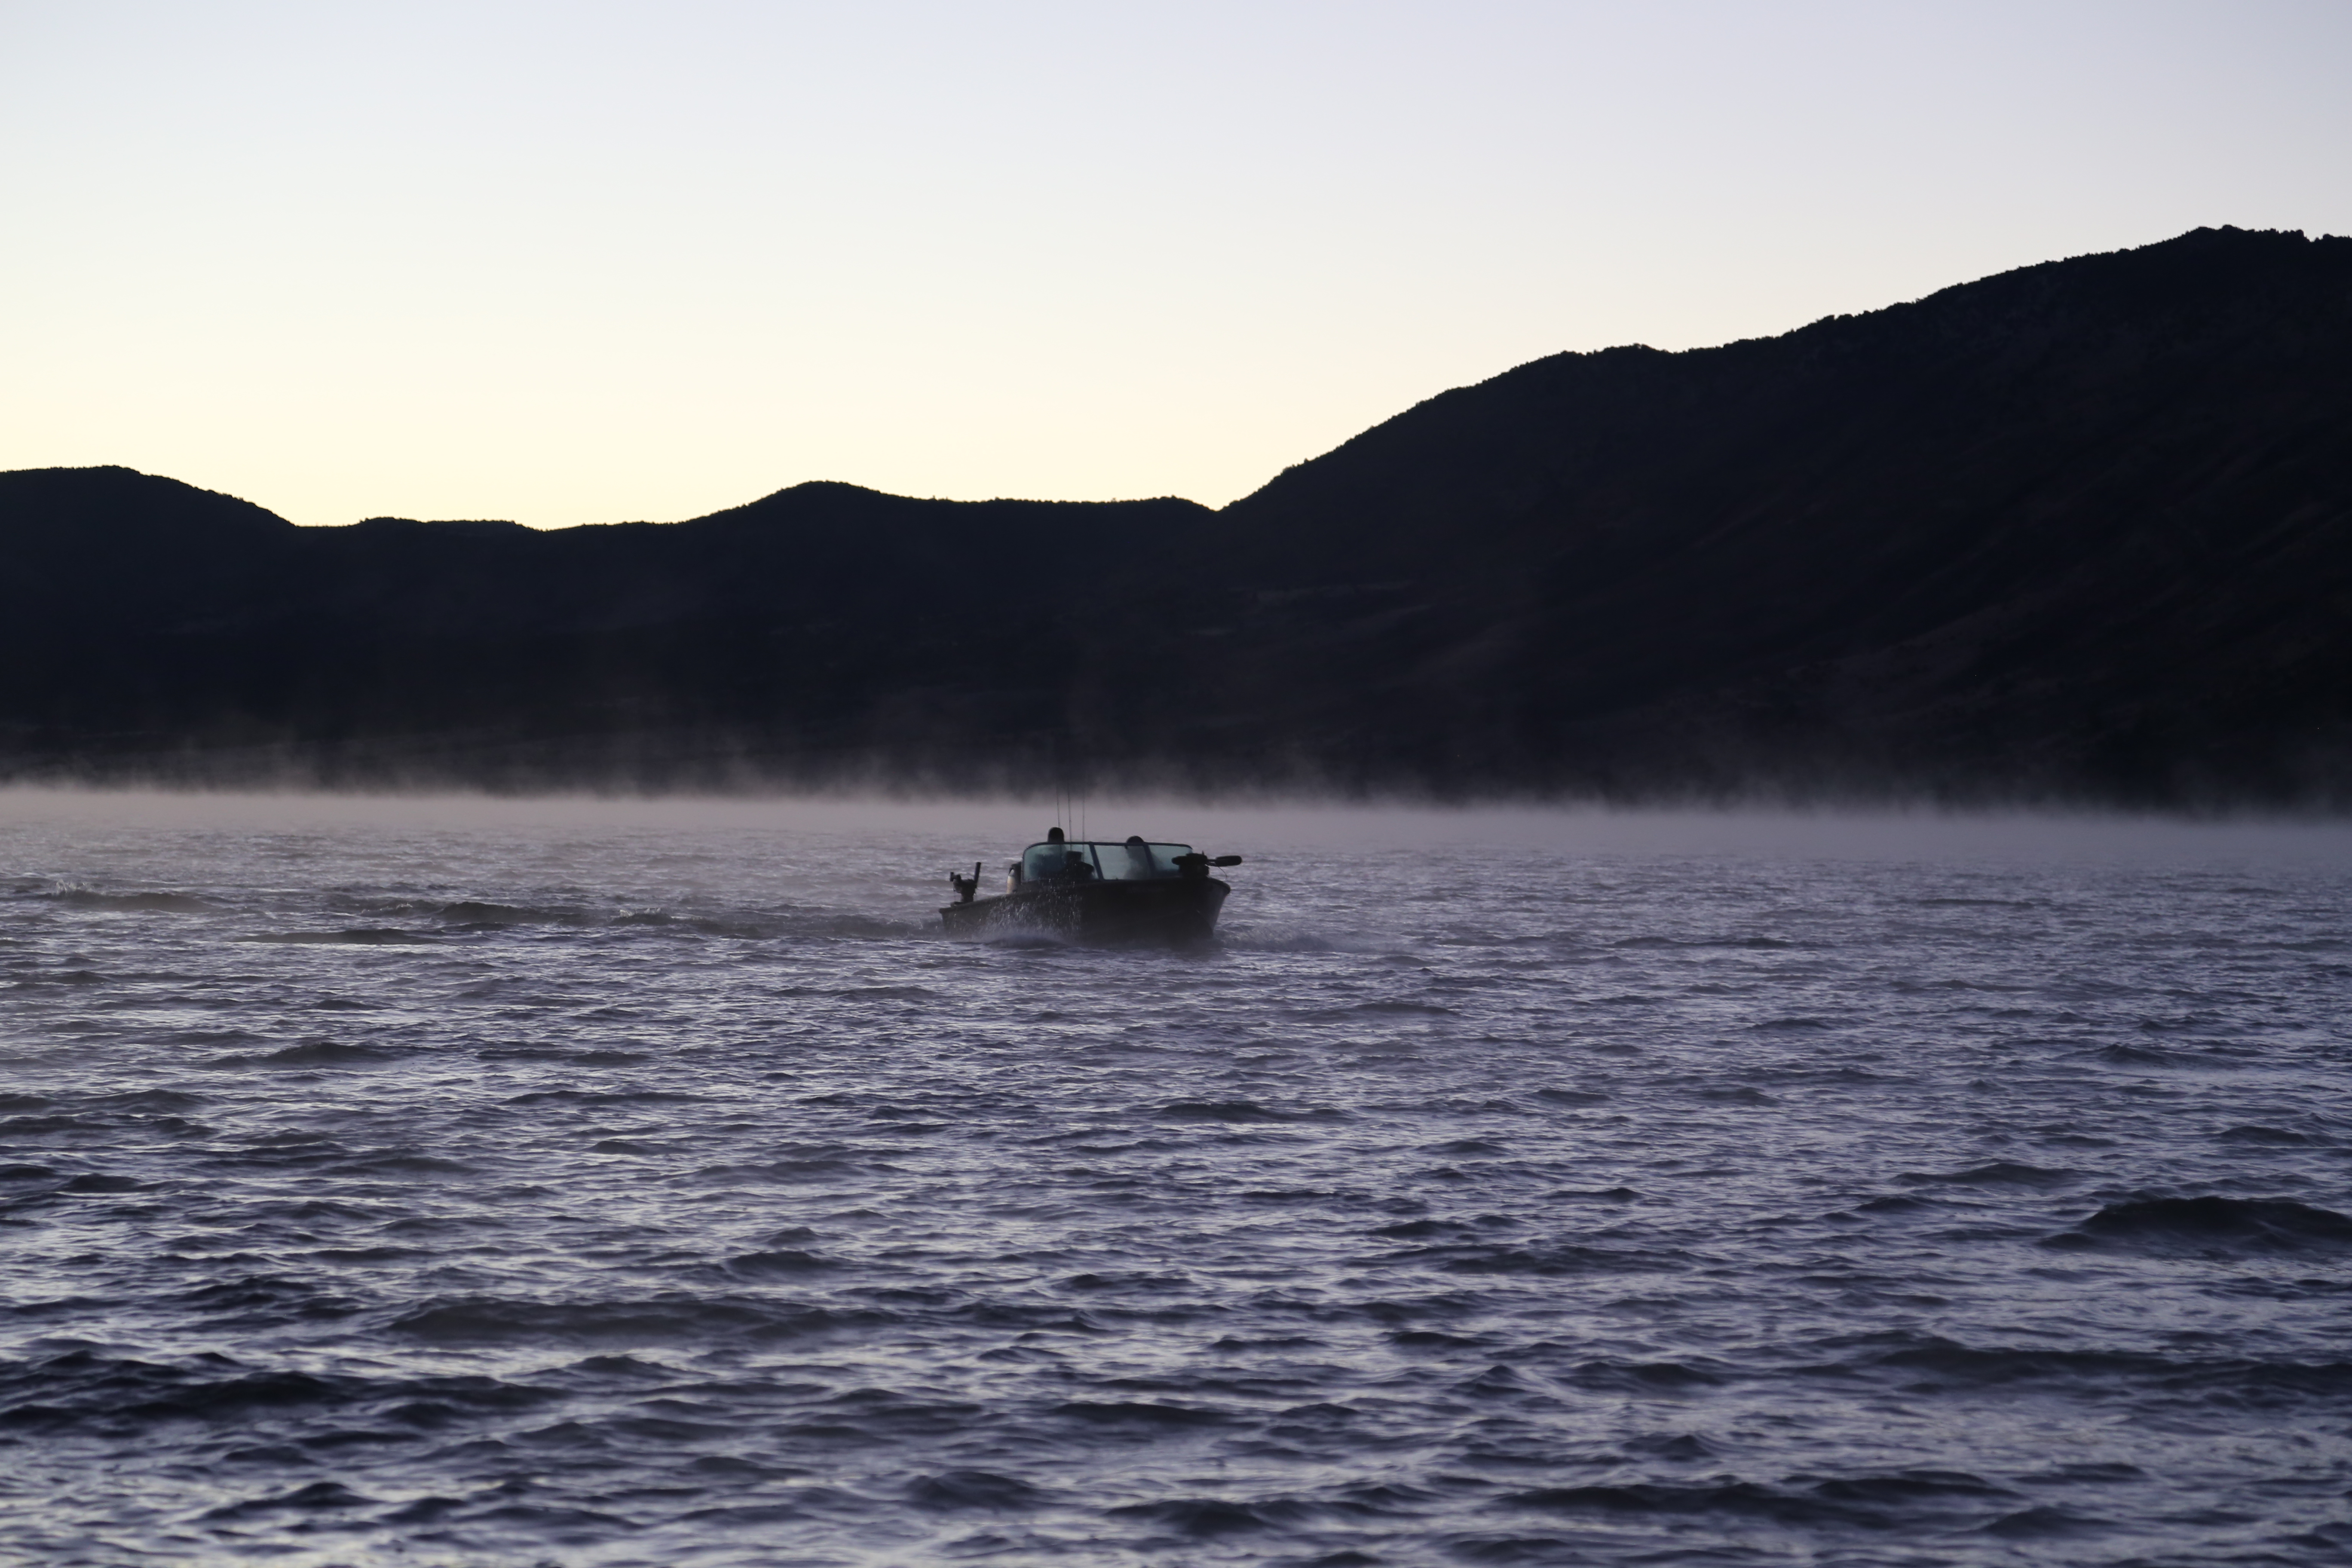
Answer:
(1, 793, 2348, 1565)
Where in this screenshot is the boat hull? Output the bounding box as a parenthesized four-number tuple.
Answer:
(940, 877, 1229, 946)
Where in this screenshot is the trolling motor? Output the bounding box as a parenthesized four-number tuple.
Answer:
(946, 861, 982, 903)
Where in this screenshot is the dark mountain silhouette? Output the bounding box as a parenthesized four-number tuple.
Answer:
(5, 225, 2349, 802)
(0, 468, 1209, 787)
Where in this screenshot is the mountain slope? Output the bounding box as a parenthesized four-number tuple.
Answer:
(1175, 225, 2352, 798)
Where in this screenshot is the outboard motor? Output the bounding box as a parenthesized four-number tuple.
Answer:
(946, 861, 982, 902)
(1173, 852, 1243, 879)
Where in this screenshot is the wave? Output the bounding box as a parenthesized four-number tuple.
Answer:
(721, 1250, 842, 1279)
(1504, 1467, 2019, 1531)
(1503, 1479, 1902, 1528)
(60, 1172, 148, 1194)
(200, 1481, 376, 1522)
(1219, 927, 1404, 956)
(1896, 1162, 2080, 1188)
(903, 1469, 1047, 1512)
(1051, 1400, 1236, 1427)
(2217, 1124, 2322, 1145)
(244, 928, 433, 945)
(1556, 1358, 1731, 1394)
(434, 900, 595, 926)
(1372, 1240, 1688, 1277)
(1108, 1496, 1315, 1536)
(88, 1089, 209, 1112)
(2054, 1195, 2352, 1255)
(1157, 1100, 1343, 1123)
(1804, 1332, 2352, 1406)
(508, 1088, 703, 1106)
(172, 1275, 359, 1323)
(1979, 1504, 2116, 1537)
(203, 1041, 398, 1069)
(689, 1158, 891, 1184)
(388, 1295, 893, 1345)
(48, 890, 220, 914)
(7, 968, 107, 986)
(0, 1351, 376, 1434)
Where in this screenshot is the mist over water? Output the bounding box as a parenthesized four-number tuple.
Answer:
(3, 792, 2349, 1565)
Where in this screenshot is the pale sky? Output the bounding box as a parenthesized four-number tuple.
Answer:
(3, 0, 2346, 527)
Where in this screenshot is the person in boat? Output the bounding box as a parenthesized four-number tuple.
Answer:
(1032, 827, 1094, 883)
(1118, 836, 1155, 880)
(1007, 825, 1066, 889)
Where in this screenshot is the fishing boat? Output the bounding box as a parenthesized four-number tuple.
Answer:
(940, 829, 1242, 945)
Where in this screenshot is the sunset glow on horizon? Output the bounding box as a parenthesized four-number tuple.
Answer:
(4, 0, 2348, 528)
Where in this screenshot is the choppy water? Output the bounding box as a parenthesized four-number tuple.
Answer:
(2, 793, 2349, 1566)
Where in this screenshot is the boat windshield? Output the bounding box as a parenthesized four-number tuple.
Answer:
(1021, 841, 1193, 882)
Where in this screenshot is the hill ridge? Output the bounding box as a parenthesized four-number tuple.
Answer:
(4, 224, 2349, 802)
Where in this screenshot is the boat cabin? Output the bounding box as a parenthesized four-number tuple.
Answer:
(1014, 836, 1194, 888)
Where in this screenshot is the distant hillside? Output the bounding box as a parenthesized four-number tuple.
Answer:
(4, 225, 2349, 802)
(0, 470, 1211, 788)
(1173, 224, 2352, 801)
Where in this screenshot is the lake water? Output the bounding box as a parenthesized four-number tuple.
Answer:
(2, 793, 2349, 1566)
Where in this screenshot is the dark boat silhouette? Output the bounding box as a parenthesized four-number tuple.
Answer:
(940, 830, 1242, 945)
